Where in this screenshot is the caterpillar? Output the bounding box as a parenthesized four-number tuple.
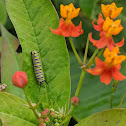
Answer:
(31, 51, 47, 89)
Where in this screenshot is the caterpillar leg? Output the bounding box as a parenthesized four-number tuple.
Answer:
(39, 82, 43, 92)
(45, 80, 49, 88)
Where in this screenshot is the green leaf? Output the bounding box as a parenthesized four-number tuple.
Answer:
(0, 92, 38, 126)
(6, 0, 70, 111)
(79, 0, 97, 19)
(1, 25, 24, 99)
(0, 0, 7, 25)
(70, 52, 126, 121)
(75, 109, 126, 126)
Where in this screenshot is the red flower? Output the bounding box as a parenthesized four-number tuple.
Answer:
(12, 71, 28, 88)
(89, 14, 124, 50)
(87, 47, 126, 85)
(50, 18, 83, 37)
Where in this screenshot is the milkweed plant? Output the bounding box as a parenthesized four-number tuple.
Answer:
(0, 0, 126, 126)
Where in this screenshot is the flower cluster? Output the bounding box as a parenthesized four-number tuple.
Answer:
(50, 3, 83, 37)
(89, 3, 124, 51)
(50, 3, 126, 85)
(87, 47, 126, 84)
(87, 3, 126, 85)
(39, 107, 66, 126)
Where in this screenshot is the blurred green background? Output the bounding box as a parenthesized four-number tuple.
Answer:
(0, 0, 126, 125)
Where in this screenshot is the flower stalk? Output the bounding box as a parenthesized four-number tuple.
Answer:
(110, 80, 119, 109)
(83, 34, 89, 64)
(69, 36, 83, 65)
(23, 88, 40, 119)
(118, 93, 126, 108)
(68, 70, 86, 116)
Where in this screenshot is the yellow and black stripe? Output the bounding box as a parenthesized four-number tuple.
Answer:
(31, 51, 47, 88)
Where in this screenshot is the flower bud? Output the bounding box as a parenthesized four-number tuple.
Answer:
(39, 118, 43, 122)
(44, 108, 49, 113)
(50, 111, 55, 116)
(39, 122, 45, 126)
(41, 110, 47, 116)
(44, 117, 50, 123)
(71, 97, 80, 106)
(54, 122, 60, 126)
(12, 71, 28, 88)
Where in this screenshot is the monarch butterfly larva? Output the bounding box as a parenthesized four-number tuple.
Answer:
(31, 51, 47, 89)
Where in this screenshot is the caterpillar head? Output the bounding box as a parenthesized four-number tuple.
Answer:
(31, 50, 37, 55)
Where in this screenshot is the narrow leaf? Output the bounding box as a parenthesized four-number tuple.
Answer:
(6, 0, 70, 111)
(1, 25, 24, 99)
(0, 92, 38, 126)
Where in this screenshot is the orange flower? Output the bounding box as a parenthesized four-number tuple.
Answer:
(101, 2, 123, 19)
(60, 3, 80, 20)
(103, 17, 123, 37)
(50, 18, 83, 37)
(89, 14, 124, 50)
(87, 47, 126, 85)
(50, 3, 83, 37)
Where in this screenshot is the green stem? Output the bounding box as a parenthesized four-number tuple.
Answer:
(83, 34, 89, 64)
(33, 94, 45, 109)
(110, 80, 119, 109)
(86, 48, 104, 69)
(75, 70, 86, 97)
(86, 48, 99, 68)
(118, 93, 126, 108)
(23, 88, 39, 119)
(68, 70, 86, 115)
(69, 36, 83, 65)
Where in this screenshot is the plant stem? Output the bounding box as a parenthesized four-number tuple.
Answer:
(83, 34, 89, 64)
(110, 80, 119, 109)
(69, 36, 83, 65)
(75, 70, 86, 97)
(23, 88, 39, 119)
(86, 48, 104, 69)
(68, 70, 86, 115)
(118, 93, 126, 108)
(33, 94, 45, 109)
(86, 48, 99, 68)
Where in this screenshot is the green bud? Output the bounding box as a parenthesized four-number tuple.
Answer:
(54, 122, 60, 126)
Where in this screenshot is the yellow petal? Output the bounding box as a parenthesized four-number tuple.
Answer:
(112, 55, 126, 66)
(103, 17, 113, 32)
(112, 46, 119, 54)
(103, 48, 111, 58)
(101, 2, 123, 19)
(60, 3, 80, 20)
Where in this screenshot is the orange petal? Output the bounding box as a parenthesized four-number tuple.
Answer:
(70, 21, 84, 37)
(95, 36, 107, 49)
(89, 33, 97, 46)
(100, 70, 112, 85)
(115, 64, 121, 70)
(112, 67, 126, 81)
(114, 38, 124, 47)
(106, 37, 114, 51)
(87, 67, 103, 75)
(50, 18, 83, 37)
(95, 57, 104, 66)
(87, 58, 105, 75)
